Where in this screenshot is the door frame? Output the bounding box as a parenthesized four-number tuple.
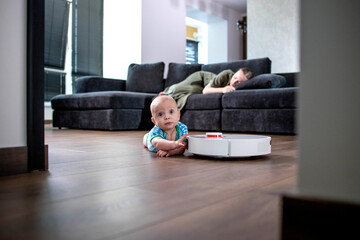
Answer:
(27, 0, 46, 171)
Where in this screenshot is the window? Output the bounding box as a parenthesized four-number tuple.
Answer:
(44, 71, 66, 102)
(72, 0, 103, 77)
(44, 0, 70, 100)
(186, 39, 199, 64)
(44, 0, 103, 101)
(44, 0, 70, 69)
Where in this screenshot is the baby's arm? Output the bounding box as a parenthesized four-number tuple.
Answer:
(203, 84, 235, 94)
(156, 142, 187, 157)
(151, 134, 187, 151)
(166, 143, 187, 156)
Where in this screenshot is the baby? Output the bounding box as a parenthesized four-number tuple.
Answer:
(143, 95, 188, 157)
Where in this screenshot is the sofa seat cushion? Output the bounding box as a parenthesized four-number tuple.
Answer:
(222, 87, 297, 109)
(53, 109, 153, 130)
(181, 109, 221, 131)
(51, 91, 157, 110)
(183, 93, 223, 110)
(222, 109, 295, 134)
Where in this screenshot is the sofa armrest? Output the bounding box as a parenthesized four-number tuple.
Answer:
(273, 72, 299, 88)
(75, 76, 126, 93)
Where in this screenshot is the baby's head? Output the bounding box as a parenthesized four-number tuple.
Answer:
(150, 95, 180, 131)
(229, 67, 254, 87)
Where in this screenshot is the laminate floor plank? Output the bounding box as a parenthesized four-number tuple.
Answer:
(0, 165, 295, 239)
(0, 168, 293, 240)
(0, 160, 228, 219)
(0, 126, 297, 240)
(114, 190, 280, 240)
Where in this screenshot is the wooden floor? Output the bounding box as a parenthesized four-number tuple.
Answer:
(0, 125, 297, 240)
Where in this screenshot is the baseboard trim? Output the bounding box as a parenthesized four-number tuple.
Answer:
(44, 120, 52, 125)
(44, 144, 48, 170)
(0, 146, 28, 176)
(0, 145, 48, 177)
(281, 194, 360, 239)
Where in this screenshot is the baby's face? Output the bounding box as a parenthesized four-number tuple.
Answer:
(152, 98, 180, 131)
(230, 70, 248, 87)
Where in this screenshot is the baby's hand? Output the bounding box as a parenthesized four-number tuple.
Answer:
(157, 150, 169, 157)
(174, 134, 188, 148)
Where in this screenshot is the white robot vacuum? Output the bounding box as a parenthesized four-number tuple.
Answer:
(187, 132, 271, 158)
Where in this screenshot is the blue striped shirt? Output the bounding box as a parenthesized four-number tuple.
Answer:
(146, 122, 188, 153)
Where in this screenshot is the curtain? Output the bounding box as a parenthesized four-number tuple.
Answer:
(44, 0, 70, 69)
(72, 0, 103, 76)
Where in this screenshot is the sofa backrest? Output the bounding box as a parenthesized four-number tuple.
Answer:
(164, 63, 203, 89)
(164, 58, 272, 89)
(201, 57, 271, 76)
(75, 76, 126, 93)
(126, 62, 165, 93)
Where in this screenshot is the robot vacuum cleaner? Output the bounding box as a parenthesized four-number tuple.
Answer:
(187, 132, 271, 158)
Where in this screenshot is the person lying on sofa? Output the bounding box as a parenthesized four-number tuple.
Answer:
(160, 68, 254, 111)
(143, 95, 188, 157)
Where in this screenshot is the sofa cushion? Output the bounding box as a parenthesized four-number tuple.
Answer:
(235, 74, 286, 90)
(53, 109, 152, 130)
(51, 91, 157, 110)
(222, 87, 297, 109)
(181, 109, 221, 131)
(222, 109, 295, 134)
(75, 77, 126, 93)
(183, 93, 223, 110)
(126, 62, 165, 93)
(165, 63, 202, 89)
(201, 57, 271, 76)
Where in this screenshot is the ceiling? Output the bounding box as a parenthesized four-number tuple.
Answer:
(213, 0, 247, 13)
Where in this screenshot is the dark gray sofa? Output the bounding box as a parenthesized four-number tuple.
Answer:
(51, 57, 297, 134)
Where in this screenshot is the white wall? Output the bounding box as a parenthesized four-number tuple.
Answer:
(208, 19, 227, 63)
(185, 0, 243, 62)
(299, 0, 360, 203)
(103, 0, 142, 80)
(0, 1, 27, 148)
(141, 0, 244, 75)
(186, 17, 208, 64)
(247, 0, 300, 73)
(44, 103, 53, 121)
(186, 7, 227, 64)
(141, 0, 186, 75)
